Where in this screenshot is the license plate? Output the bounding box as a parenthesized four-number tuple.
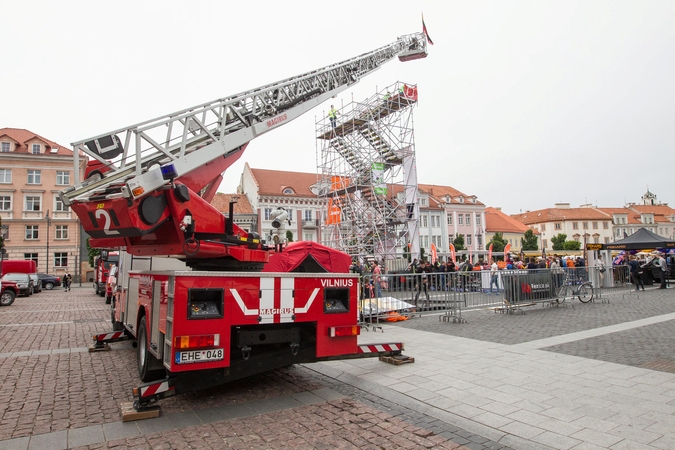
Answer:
(175, 348, 224, 364)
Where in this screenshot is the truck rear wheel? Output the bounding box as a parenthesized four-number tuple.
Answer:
(137, 316, 165, 382)
(1, 290, 16, 306)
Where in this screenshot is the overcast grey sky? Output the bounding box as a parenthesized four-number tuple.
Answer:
(3, 1, 673, 214)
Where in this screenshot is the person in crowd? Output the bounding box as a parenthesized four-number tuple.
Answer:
(656, 252, 668, 289)
(489, 258, 499, 294)
(628, 255, 645, 291)
(372, 261, 382, 298)
(526, 257, 538, 270)
(414, 260, 431, 307)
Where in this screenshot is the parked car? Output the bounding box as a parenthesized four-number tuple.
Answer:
(1, 273, 32, 297)
(37, 273, 61, 290)
(29, 274, 42, 293)
(0, 280, 19, 306)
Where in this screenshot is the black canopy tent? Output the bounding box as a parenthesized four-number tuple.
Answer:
(591, 228, 675, 251)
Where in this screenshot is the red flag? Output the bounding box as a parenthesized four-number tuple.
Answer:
(431, 243, 438, 264)
(422, 14, 434, 45)
(504, 244, 511, 261)
(488, 243, 493, 262)
(449, 243, 456, 265)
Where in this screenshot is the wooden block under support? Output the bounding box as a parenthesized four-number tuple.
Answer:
(121, 402, 160, 422)
(379, 354, 415, 366)
(88, 344, 111, 352)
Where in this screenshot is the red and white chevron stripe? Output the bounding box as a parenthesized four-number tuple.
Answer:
(140, 381, 171, 398)
(95, 331, 125, 341)
(357, 343, 403, 354)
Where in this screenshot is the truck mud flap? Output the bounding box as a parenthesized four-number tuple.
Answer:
(89, 330, 131, 352)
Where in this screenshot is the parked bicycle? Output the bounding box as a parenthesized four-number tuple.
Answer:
(554, 271, 593, 303)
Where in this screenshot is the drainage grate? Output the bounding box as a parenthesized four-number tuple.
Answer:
(640, 359, 675, 374)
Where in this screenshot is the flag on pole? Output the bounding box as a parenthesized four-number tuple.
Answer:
(422, 13, 434, 45)
(449, 243, 456, 265)
(488, 243, 493, 262)
(504, 243, 511, 261)
(431, 243, 438, 264)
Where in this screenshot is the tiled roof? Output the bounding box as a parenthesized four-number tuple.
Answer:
(210, 193, 255, 214)
(0, 128, 72, 156)
(249, 168, 319, 196)
(512, 207, 610, 224)
(595, 207, 642, 224)
(485, 207, 536, 234)
(418, 183, 483, 206)
(628, 204, 675, 223)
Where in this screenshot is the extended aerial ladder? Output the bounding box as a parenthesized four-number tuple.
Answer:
(60, 33, 428, 270)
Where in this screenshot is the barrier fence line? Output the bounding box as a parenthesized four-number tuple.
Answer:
(356, 264, 648, 323)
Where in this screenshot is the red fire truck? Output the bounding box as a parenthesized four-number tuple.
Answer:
(60, 31, 428, 412)
(93, 250, 119, 302)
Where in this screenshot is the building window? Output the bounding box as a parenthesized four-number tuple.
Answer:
(421, 216, 428, 228)
(25, 196, 41, 211)
(304, 210, 312, 221)
(555, 223, 561, 230)
(423, 236, 429, 248)
(603, 222, 609, 229)
(582, 222, 588, 230)
(286, 209, 293, 222)
(31, 144, 41, 154)
(477, 235, 483, 248)
(475, 213, 481, 226)
(420, 198, 427, 206)
(541, 224, 546, 232)
(458, 215, 463, 225)
(24, 253, 38, 265)
(282, 188, 294, 194)
(55, 197, 69, 212)
(25, 225, 39, 240)
(592, 221, 598, 229)
(0, 169, 11, 183)
(27, 170, 41, 184)
(0, 195, 11, 211)
(572, 222, 579, 230)
(543, 239, 547, 248)
(264, 208, 272, 220)
(55, 225, 68, 240)
(594, 236, 599, 243)
(54, 252, 68, 267)
(303, 233, 313, 242)
(465, 214, 471, 226)
(1, 142, 10, 152)
(447, 215, 452, 225)
(604, 237, 610, 244)
(466, 234, 472, 246)
(56, 171, 70, 185)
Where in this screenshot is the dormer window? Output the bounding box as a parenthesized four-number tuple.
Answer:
(31, 144, 41, 154)
(459, 196, 464, 203)
(282, 187, 295, 195)
(472, 196, 476, 204)
(1, 142, 10, 152)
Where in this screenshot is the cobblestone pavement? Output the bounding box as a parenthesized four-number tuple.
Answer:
(0, 287, 510, 449)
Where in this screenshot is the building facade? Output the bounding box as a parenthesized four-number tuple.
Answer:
(0, 128, 87, 279)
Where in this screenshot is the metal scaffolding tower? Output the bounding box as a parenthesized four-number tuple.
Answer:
(316, 81, 421, 265)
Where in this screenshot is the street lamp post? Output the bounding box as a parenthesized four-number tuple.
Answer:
(1, 224, 8, 275)
(45, 210, 51, 274)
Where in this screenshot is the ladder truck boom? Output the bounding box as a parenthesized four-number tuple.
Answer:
(61, 32, 427, 265)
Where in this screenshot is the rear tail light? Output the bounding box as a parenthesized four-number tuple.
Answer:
(329, 326, 360, 337)
(174, 334, 220, 350)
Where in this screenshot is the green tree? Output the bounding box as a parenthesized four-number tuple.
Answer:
(521, 229, 539, 251)
(487, 232, 506, 253)
(86, 237, 101, 267)
(285, 230, 294, 242)
(563, 240, 581, 250)
(453, 235, 465, 251)
(551, 234, 567, 251)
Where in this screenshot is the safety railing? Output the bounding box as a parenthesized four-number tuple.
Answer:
(356, 265, 643, 324)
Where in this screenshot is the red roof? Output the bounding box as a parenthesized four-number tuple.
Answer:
(0, 128, 72, 156)
(485, 207, 537, 234)
(512, 207, 610, 224)
(210, 193, 255, 214)
(249, 168, 319, 196)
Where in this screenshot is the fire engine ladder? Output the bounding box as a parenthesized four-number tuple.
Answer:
(60, 33, 428, 208)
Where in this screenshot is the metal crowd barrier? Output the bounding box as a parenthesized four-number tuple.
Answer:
(357, 264, 638, 324)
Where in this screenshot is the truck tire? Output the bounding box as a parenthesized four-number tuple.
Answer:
(0, 290, 16, 306)
(44, 282, 54, 290)
(137, 316, 165, 382)
(111, 302, 123, 331)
